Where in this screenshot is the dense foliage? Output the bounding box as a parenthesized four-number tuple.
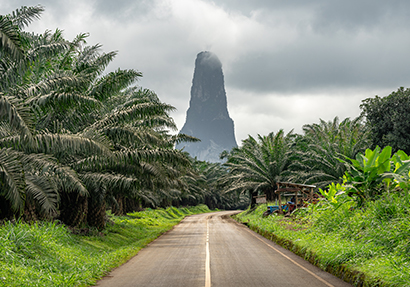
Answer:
(361, 87, 410, 154)
(234, 145, 410, 285)
(220, 130, 295, 206)
(0, 6, 232, 229)
(220, 117, 370, 204)
(292, 116, 370, 189)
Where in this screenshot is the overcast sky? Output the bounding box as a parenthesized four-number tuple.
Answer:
(3, 1, 410, 144)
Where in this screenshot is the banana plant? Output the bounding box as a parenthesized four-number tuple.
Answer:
(389, 150, 410, 191)
(319, 182, 354, 210)
(339, 146, 393, 205)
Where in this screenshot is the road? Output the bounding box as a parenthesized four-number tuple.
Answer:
(96, 211, 352, 287)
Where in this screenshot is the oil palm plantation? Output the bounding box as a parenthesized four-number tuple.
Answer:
(0, 5, 196, 229)
(0, 5, 89, 221)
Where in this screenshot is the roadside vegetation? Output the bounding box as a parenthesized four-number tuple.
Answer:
(0, 205, 211, 287)
(218, 88, 410, 286)
(2, 5, 410, 287)
(234, 146, 410, 286)
(235, 195, 410, 286)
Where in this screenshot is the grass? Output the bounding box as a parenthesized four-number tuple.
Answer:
(0, 205, 212, 287)
(234, 193, 410, 286)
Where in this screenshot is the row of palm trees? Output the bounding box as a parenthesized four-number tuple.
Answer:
(219, 117, 370, 207)
(0, 5, 234, 229)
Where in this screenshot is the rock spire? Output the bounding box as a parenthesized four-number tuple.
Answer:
(177, 51, 237, 162)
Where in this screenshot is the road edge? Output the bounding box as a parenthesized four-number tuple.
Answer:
(230, 213, 381, 287)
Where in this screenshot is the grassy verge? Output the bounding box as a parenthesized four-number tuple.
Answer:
(233, 194, 410, 287)
(0, 205, 212, 287)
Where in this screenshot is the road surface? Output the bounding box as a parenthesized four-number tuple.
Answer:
(96, 211, 352, 287)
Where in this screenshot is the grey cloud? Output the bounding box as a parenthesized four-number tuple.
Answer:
(211, 0, 316, 14)
(311, 1, 410, 33)
(4, 0, 154, 25)
(4, 0, 410, 143)
(92, 0, 157, 23)
(226, 29, 410, 94)
(211, 0, 410, 33)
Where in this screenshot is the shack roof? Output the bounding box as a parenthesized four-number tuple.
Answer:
(276, 182, 316, 188)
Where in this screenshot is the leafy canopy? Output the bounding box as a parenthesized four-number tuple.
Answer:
(361, 87, 410, 154)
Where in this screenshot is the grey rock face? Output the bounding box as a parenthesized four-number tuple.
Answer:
(177, 51, 237, 162)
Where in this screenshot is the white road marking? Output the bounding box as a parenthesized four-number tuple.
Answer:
(245, 228, 335, 287)
(205, 218, 211, 287)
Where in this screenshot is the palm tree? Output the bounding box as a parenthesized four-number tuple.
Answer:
(0, 5, 44, 61)
(291, 116, 370, 189)
(0, 6, 86, 220)
(221, 130, 294, 207)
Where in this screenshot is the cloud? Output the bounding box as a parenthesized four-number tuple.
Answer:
(227, 88, 379, 142)
(4, 0, 410, 144)
(227, 31, 410, 94)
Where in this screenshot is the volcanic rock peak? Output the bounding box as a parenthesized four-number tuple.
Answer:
(177, 51, 237, 162)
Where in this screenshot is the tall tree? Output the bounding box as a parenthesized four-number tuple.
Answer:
(361, 87, 410, 154)
(0, 6, 87, 220)
(291, 116, 369, 189)
(221, 130, 294, 207)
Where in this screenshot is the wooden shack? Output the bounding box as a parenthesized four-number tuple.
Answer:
(275, 182, 316, 215)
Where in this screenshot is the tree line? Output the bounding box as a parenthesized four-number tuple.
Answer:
(218, 87, 410, 209)
(0, 5, 241, 230)
(1, 5, 408, 229)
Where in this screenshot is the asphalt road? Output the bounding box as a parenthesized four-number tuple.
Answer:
(96, 211, 352, 287)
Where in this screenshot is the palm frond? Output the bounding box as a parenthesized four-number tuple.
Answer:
(89, 68, 142, 101)
(0, 93, 33, 140)
(0, 15, 24, 60)
(25, 71, 88, 98)
(89, 101, 176, 131)
(0, 148, 25, 212)
(10, 5, 44, 29)
(25, 173, 58, 215)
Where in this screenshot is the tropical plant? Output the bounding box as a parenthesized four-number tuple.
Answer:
(0, 6, 197, 229)
(361, 87, 410, 154)
(0, 6, 87, 221)
(221, 130, 294, 207)
(389, 150, 410, 191)
(339, 146, 394, 205)
(318, 182, 354, 211)
(291, 116, 370, 189)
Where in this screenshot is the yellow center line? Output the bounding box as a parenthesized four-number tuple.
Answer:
(245, 228, 335, 287)
(205, 218, 211, 287)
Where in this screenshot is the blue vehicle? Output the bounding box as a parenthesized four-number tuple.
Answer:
(263, 202, 295, 217)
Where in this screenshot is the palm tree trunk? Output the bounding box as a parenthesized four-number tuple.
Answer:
(87, 198, 106, 231)
(112, 196, 124, 216)
(265, 187, 278, 202)
(23, 199, 37, 222)
(125, 197, 142, 213)
(59, 192, 88, 227)
(250, 190, 257, 208)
